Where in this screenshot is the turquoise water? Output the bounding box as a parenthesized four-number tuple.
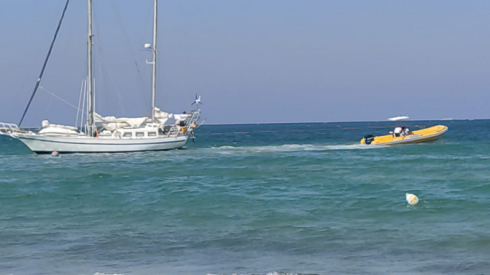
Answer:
(1, 120, 490, 274)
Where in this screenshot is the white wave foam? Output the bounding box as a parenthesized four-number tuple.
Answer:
(206, 143, 386, 154)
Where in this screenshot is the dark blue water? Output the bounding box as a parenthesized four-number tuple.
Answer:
(1, 120, 489, 274)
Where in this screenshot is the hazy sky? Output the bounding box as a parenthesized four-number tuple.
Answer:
(1, 0, 489, 126)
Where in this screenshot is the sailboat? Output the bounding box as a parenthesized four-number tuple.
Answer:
(0, 0, 203, 154)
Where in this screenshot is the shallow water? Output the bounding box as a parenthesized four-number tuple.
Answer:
(1, 120, 489, 274)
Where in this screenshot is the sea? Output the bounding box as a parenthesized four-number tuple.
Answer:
(1, 120, 490, 275)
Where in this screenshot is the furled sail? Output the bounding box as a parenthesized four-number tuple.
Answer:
(94, 113, 147, 130)
(154, 107, 189, 125)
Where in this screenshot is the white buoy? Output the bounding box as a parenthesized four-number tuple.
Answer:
(51, 151, 59, 157)
(406, 193, 419, 206)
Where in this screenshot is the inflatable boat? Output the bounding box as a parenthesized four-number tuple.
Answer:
(361, 125, 448, 146)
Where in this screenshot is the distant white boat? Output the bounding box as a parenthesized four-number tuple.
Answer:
(388, 116, 409, 121)
(0, 0, 204, 154)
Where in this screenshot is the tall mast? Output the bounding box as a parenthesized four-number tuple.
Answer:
(87, 0, 94, 136)
(151, 0, 158, 121)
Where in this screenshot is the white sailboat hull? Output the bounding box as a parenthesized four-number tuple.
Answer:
(16, 135, 188, 153)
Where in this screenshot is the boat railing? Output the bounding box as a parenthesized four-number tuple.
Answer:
(186, 110, 202, 126)
(163, 111, 202, 137)
(0, 122, 19, 135)
(182, 111, 201, 135)
(195, 118, 206, 128)
(0, 122, 33, 136)
(166, 125, 181, 137)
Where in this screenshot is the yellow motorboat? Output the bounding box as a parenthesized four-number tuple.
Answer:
(360, 125, 448, 145)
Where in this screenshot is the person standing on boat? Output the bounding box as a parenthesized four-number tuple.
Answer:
(393, 126, 403, 137)
(404, 127, 410, 136)
(399, 126, 410, 137)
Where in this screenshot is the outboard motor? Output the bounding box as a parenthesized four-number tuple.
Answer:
(363, 135, 375, 145)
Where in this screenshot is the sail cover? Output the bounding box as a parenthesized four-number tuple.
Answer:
(94, 113, 148, 130)
(94, 106, 180, 130)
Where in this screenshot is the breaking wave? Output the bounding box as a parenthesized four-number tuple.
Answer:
(205, 143, 387, 154)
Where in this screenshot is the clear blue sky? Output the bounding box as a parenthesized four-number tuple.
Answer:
(1, 0, 489, 126)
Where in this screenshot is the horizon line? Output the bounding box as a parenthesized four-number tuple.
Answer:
(13, 117, 489, 128)
(203, 118, 488, 126)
